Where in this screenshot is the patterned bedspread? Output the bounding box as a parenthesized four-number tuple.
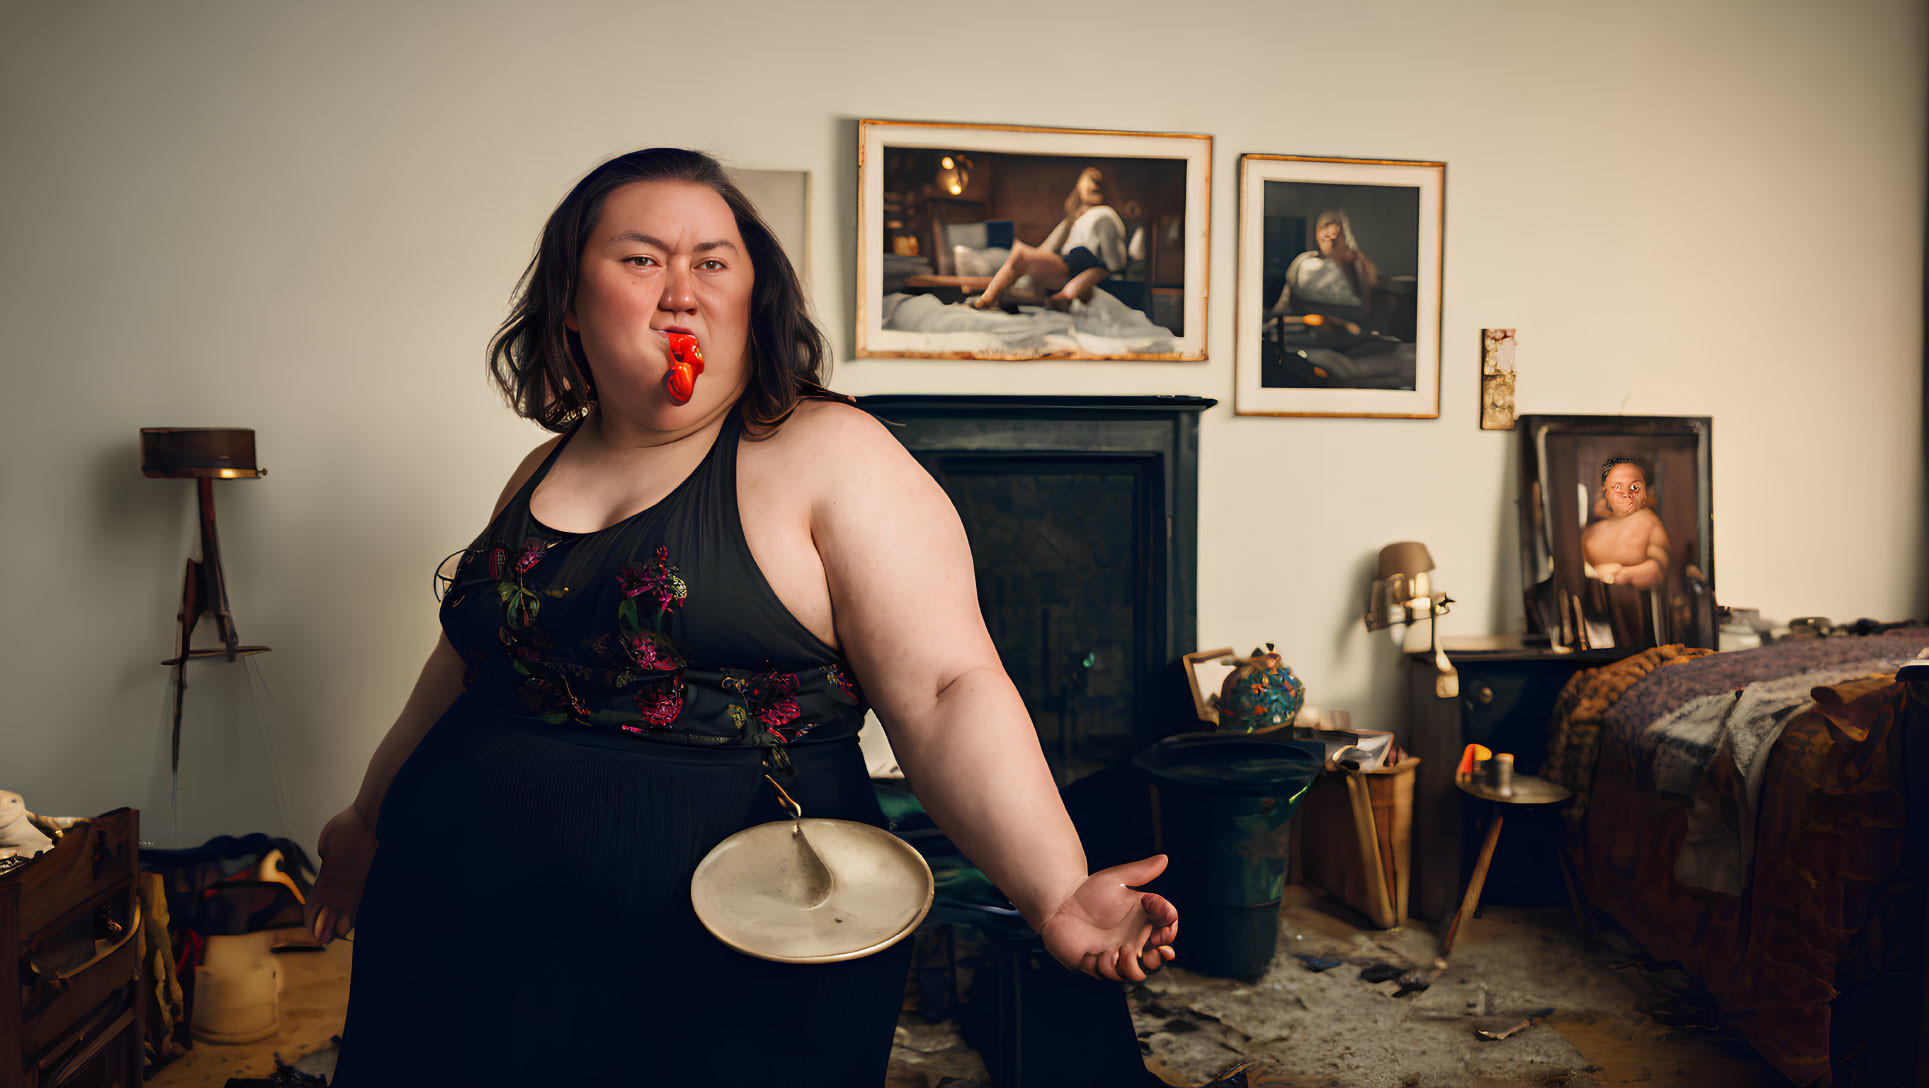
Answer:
(1604, 629, 1927, 807)
(1546, 629, 1928, 1086)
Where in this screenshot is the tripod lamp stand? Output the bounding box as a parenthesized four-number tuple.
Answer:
(141, 427, 271, 774)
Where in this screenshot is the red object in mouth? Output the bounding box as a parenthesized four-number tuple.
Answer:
(664, 332, 705, 405)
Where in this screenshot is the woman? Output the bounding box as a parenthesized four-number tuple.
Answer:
(306, 148, 1176, 1085)
(1259, 207, 1415, 390)
(972, 165, 1127, 311)
(1269, 208, 1379, 324)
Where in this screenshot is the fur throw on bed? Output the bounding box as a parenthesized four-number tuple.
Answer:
(1543, 645, 1713, 826)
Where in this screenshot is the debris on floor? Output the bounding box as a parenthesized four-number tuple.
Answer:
(1358, 962, 1404, 983)
(892, 885, 1788, 1088)
(219, 1059, 329, 1088)
(1476, 1018, 1531, 1041)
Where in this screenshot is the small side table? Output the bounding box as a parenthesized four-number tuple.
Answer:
(1405, 639, 1630, 919)
(1440, 773, 1574, 956)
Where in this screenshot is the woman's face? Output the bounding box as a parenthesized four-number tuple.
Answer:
(565, 180, 754, 427)
(1076, 171, 1103, 205)
(1316, 220, 1345, 256)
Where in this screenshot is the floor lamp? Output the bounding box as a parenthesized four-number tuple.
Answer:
(140, 428, 272, 777)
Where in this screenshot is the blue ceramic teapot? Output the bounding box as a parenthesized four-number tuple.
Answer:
(1213, 644, 1305, 734)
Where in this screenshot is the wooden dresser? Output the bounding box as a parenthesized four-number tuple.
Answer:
(1, 808, 143, 1088)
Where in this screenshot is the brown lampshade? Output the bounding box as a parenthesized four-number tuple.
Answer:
(1363, 541, 1451, 631)
(1375, 541, 1434, 580)
(140, 428, 265, 479)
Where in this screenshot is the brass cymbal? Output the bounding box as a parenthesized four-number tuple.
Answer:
(691, 817, 934, 964)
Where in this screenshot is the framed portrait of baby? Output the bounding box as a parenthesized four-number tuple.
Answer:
(1516, 415, 1716, 652)
(856, 119, 1211, 361)
(1233, 154, 1445, 418)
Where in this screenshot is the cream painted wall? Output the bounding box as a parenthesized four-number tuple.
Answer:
(3, 0, 1922, 847)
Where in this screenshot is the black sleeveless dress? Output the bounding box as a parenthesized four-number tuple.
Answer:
(333, 401, 913, 1086)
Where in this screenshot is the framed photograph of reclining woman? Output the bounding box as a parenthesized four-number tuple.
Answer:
(1234, 154, 1445, 417)
(857, 119, 1211, 361)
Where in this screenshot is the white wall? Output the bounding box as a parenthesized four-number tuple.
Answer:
(3, 0, 1922, 847)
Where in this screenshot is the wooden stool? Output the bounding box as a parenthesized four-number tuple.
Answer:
(1440, 773, 1573, 956)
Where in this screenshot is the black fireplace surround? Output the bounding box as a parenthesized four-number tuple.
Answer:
(856, 395, 1213, 786)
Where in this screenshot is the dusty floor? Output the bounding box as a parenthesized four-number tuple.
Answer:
(155, 887, 1791, 1087)
(883, 886, 1792, 1088)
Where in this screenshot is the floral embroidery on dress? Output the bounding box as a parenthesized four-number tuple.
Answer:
(631, 680, 684, 726)
(587, 631, 685, 691)
(457, 535, 698, 732)
(759, 696, 801, 731)
(723, 668, 802, 732)
(607, 631, 682, 671)
(440, 519, 867, 747)
(515, 673, 591, 722)
(616, 546, 688, 613)
(474, 536, 592, 726)
(513, 541, 547, 574)
(822, 663, 859, 702)
(602, 545, 691, 730)
(723, 666, 817, 759)
(492, 538, 553, 635)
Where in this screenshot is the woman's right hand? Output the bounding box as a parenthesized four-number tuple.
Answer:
(1038, 855, 1179, 981)
(304, 803, 379, 946)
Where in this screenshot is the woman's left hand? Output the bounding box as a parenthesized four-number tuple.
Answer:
(1039, 854, 1179, 981)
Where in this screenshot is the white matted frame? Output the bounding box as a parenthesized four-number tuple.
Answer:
(858, 119, 1211, 361)
(1236, 155, 1444, 417)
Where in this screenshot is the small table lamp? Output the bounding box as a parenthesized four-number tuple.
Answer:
(141, 428, 271, 775)
(1363, 541, 1459, 698)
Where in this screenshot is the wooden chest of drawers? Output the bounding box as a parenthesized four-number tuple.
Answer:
(1, 808, 143, 1088)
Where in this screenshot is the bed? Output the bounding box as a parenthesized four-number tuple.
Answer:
(878, 289, 1179, 358)
(1543, 627, 1929, 1085)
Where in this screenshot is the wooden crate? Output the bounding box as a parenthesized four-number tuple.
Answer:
(1296, 762, 1418, 929)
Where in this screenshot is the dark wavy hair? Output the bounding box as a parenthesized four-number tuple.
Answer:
(487, 147, 847, 434)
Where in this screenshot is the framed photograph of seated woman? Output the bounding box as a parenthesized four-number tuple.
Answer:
(857, 119, 1210, 361)
(1234, 154, 1444, 417)
(1517, 415, 1716, 652)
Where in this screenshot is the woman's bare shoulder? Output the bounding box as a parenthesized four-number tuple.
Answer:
(756, 398, 930, 497)
(490, 433, 566, 520)
(763, 398, 900, 457)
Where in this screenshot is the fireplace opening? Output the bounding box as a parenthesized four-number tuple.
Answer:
(858, 395, 1212, 786)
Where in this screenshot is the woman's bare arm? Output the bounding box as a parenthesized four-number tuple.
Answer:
(805, 406, 1086, 928)
(350, 632, 467, 829)
(309, 433, 566, 942)
(348, 435, 562, 828)
(802, 405, 1175, 980)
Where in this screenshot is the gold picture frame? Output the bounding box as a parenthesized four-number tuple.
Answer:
(1235, 154, 1446, 418)
(858, 119, 1211, 362)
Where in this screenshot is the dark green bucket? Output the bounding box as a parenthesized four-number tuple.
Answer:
(1132, 733, 1323, 978)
